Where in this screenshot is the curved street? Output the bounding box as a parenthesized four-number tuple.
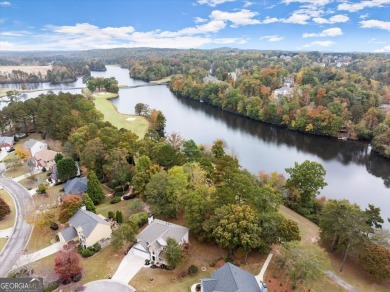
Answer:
(0, 176, 34, 277)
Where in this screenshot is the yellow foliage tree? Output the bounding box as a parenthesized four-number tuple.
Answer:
(15, 145, 30, 161)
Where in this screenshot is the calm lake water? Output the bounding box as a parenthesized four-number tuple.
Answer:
(3, 65, 390, 226)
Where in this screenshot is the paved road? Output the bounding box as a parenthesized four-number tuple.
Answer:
(0, 176, 34, 277)
(83, 279, 136, 292)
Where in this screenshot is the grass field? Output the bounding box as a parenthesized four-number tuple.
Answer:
(96, 197, 146, 221)
(0, 190, 16, 230)
(19, 172, 48, 189)
(0, 65, 51, 75)
(92, 92, 149, 138)
(25, 226, 58, 253)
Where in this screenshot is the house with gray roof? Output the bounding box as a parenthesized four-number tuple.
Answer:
(132, 215, 189, 264)
(201, 263, 263, 292)
(23, 139, 47, 157)
(0, 136, 14, 150)
(64, 177, 88, 196)
(58, 207, 111, 248)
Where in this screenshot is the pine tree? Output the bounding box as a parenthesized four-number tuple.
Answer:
(83, 194, 96, 213)
(116, 210, 123, 223)
(87, 171, 104, 205)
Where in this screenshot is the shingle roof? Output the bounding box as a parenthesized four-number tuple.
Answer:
(60, 226, 78, 241)
(69, 209, 109, 238)
(34, 149, 58, 168)
(64, 177, 88, 195)
(24, 139, 46, 149)
(0, 136, 14, 147)
(136, 219, 188, 246)
(202, 263, 261, 292)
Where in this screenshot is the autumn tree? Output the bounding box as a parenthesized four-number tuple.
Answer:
(165, 238, 184, 269)
(205, 204, 261, 258)
(86, 170, 104, 205)
(277, 241, 329, 288)
(103, 147, 130, 192)
(111, 222, 137, 249)
(15, 145, 30, 161)
(285, 160, 327, 216)
(0, 197, 11, 219)
(54, 248, 82, 284)
(59, 195, 82, 223)
(211, 139, 225, 159)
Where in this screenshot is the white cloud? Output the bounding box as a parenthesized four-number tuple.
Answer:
(368, 38, 386, 44)
(243, 1, 253, 8)
(312, 14, 349, 23)
(0, 31, 30, 37)
(160, 20, 226, 37)
(374, 45, 390, 52)
(197, 0, 236, 7)
(360, 19, 390, 31)
(303, 27, 343, 37)
(194, 17, 208, 23)
(283, 13, 311, 24)
(260, 35, 284, 42)
(303, 40, 336, 47)
(282, 0, 332, 5)
(0, 41, 16, 50)
(359, 13, 369, 19)
(261, 17, 279, 24)
(210, 9, 260, 27)
(338, 0, 390, 12)
(0, 2, 11, 6)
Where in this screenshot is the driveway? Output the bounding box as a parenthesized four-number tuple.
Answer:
(111, 248, 145, 284)
(0, 176, 34, 277)
(83, 279, 136, 292)
(12, 242, 65, 270)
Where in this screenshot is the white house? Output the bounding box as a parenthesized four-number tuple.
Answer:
(23, 139, 48, 157)
(132, 215, 189, 264)
(0, 136, 14, 151)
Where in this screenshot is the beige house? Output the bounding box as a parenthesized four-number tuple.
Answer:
(23, 139, 48, 157)
(132, 215, 189, 264)
(34, 149, 58, 169)
(58, 208, 111, 248)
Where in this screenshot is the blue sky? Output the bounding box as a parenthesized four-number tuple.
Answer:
(0, 0, 389, 52)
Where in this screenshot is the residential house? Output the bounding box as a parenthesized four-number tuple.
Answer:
(23, 139, 48, 157)
(274, 86, 293, 97)
(33, 149, 58, 170)
(132, 215, 189, 264)
(0, 136, 14, 151)
(200, 262, 265, 292)
(58, 207, 111, 248)
(203, 75, 220, 84)
(64, 177, 88, 196)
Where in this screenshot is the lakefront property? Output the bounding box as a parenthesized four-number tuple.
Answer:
(0, 1, 389, 292)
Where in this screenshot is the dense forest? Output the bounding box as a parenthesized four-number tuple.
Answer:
(0, 48, 389, 158)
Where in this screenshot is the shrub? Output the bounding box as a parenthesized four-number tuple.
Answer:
(110, 197, 121, 204)
(114, 190, 123, 196)
(188, 265, 199, 275)
(93, 242, 101, 252)
(123, 194, 136, 200)
(81, 249, 95, 258)
(44, 281, 59, 292)
(107, 180, 120, 189)
(42, 166, 47, 172)
(72, 274, 82, 282)
(116, 210, 123, 223)
(36, 183, 48, 195)
(50, 222, 58, 230)
(130, 212, 148, 227)
(145, 259, 150, 265)
(209, 260, 216, 267)
(108, 211, 115, 219)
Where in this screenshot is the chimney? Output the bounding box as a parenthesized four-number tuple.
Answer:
(148, 214, 154, 225)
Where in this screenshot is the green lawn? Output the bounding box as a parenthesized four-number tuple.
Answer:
(3, 153, 31, 178)
(92, 92, 149, 138)
(0, 190, 16, 230)
(96, 197, 144, 221)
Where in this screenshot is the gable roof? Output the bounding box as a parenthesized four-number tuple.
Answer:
(69, 209, 109, 238)
(24, 139, 47, 149)
(34, 149, 58, 168)
(0, 136, 14, 147)
(201, 263, 261, 292)
(60, 226, 78, 241)
(64, 177, 88, 195)
(136, 219, 188, 246)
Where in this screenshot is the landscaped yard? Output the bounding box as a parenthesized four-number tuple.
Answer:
(96, 197, 146, 221)
(278, 204, 390, 292)
(0, 190, 16, 229)
(33, 184, 63, 210)
(25, 226, 58, 253)
(92, 92, 149, 138)
(130, 230, 267, 291)
(3, 152, 31, 178)
(19, 172, 48, 190)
